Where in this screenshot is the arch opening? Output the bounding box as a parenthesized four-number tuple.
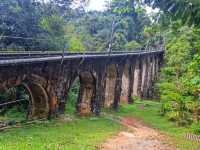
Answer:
(0, 80, 50, 122)
(23, 82, 49, 120)
(65, 71, 96, 116)
(65, 77, 80, 114)
(0, 85, 30, 123)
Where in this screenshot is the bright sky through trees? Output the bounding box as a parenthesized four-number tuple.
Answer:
(87, 0, 158, 13)
(86, 0, 107, 11)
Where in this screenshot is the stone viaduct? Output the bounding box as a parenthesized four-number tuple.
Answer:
(0, 51, 163, 119)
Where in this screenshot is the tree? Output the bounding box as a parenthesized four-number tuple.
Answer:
(110, 0, 151, 43)
(0, 0, 85, 51)
(142, 0, 200, 26)
(39, 14, 66, 50)
(0, 0, 44, 50)
(142, 0, 200, 127)
(68, 0, 151, 52)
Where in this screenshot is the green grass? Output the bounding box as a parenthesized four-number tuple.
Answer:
(0, 85, 121, 150)
(107, 100, 200, 150)
(1, 99, 200, 150)
(0, 107, 27, 122)
(0, 117, 121, 150)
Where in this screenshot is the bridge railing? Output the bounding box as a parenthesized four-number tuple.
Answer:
(0, 49, 165, 66)
(0, 48, 164, 59)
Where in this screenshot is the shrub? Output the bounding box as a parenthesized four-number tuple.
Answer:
(157, 24, 200, 126)
(191, 123, 200, 135)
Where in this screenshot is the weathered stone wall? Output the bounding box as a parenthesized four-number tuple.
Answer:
(0, 52, 163, 119)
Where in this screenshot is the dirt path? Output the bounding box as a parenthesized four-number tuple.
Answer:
(101, 117, 179, 150)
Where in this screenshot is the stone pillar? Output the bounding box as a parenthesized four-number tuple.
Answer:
(104, 64, 117, 107)
(57, 71, 78, 115)
(120, 64, 130, 103)
(151, 55, 156, 81)
(47, 84, 58, 118)
(56, 80, 68, 114)
(132, 60, 141, 97)
(146, 56, 153, 98)
(154, 56, 159, 80)
(140, 57, 148, 98)
(113, 63, 124, 110)
(78, 72, 95, 116)
(128, 60, 135, 103)
(93, 67, 105, 115)
(49, 94, 58, 118)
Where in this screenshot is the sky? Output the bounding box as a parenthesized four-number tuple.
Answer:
(86, 0, 108, 11)
(86, 0, 159, 14)
(43, 0, 158, 13)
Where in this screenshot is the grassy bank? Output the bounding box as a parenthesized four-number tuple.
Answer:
(0, 116, 121, 150)
(107, 100, 200, 150)
(1, 100, 200, 150)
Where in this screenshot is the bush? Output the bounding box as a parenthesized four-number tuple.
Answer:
(191, 123, 200, 135)
(157, 24, 200, 127)
(65, 79, 80, 114)
(125, 40, 141, 50)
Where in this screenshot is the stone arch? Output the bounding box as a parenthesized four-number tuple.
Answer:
(0, 74, 50, 120)
(120, 64, 129, 103)
(104, 64, 117, 107)
(22, 82, 49, 120)
(77, 71, 96, 115)
(22, 74, 49, 119)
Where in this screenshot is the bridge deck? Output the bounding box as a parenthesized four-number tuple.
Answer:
(0, 50, 164, 66)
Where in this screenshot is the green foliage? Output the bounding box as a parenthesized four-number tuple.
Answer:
(165, 26, 193, 73)
(40, 14, 67, 50)
(111, 0, 136, 16)
(0, 0, 151, 51)
(144, 0, 200, 128)
(0, 0, 43, 50)
(67, 1, 150, 52)
(40, 15, 65, 36)
(143, 0, 200, 26)
(156, 23, 200, 126)
(0, 0, 82, 51)
(125, 40, 141, 50)
(3, 106, 27, 121)
(191, 123, 200, 134)
(68, 36, 86, 52)
(183, 54, 200, 96)
(110, 0, 151, 43)
(63, 23, 86, 52)
(65, 79, 80, 114)
(0, 86, 29, 121)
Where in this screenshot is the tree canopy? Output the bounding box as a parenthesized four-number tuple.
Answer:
(0, 0, 85, 51)
(143, 0, 200, 26)
(0, 0, 151, 51)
